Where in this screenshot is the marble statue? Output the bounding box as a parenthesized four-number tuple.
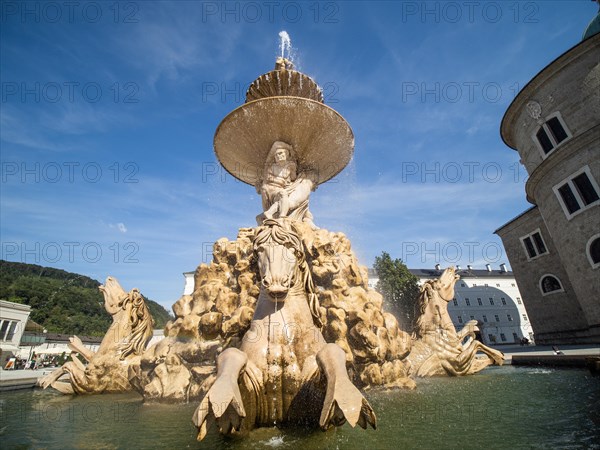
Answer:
(260, 141, 297, 219)
(256, 141, 318, 227)
(38, 277, 154, 394)
(407, 267, 505, 376)
(192, 219, 377, 440)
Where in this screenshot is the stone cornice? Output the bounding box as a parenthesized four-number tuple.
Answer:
(493, 206, 538, 234)
(0, 299, 32, 312)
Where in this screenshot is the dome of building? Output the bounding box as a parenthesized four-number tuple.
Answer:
(582, 2, 600, 40)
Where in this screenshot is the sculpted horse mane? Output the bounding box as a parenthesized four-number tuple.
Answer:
(116, 288, 154, 359)
(253, 219, 322, 328)
(413, 277, 456, 340)
(193, 218, 376, 440)
(407, 267, 504, 377)
(39, 277, 154, 394)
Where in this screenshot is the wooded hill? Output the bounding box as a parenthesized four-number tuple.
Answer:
(0, 260, 173, 336)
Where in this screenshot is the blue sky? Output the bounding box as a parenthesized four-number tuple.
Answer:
(1, 1, 596, 309)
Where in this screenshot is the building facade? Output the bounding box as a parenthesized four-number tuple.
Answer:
(0, 300, 32, 364)
(368, 265, 534, 346)
(495, 28, 600, 344)
(183, 271, 195, 296)
(16, 330, 165, 361)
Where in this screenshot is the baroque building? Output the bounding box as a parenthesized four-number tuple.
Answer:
(494, 16, 600, 344)
(0, 299, 32, 365)
(368, 265, 534, 346)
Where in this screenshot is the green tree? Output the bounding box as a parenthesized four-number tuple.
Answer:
(373, 252, 420, 332)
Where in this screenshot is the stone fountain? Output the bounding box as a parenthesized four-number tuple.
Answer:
(38, 33, 503, 442)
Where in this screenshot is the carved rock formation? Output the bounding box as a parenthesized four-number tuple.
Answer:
(193, 218, 377, 440)
(136, 221, 415, 403)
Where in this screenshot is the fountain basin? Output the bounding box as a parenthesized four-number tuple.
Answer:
(213, 96, 354, 186)
(2, 366, 598, 449)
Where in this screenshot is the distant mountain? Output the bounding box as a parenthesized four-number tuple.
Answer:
(0, 260, 173, 336)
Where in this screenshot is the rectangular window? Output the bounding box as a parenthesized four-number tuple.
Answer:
(490, 298, 495, 306)
(513, 332, 519, 342)
(465, 298, 471, 306)
(0, 321, 9, 341)
(496, 284, 500, 287)
(495, 315, 500, 322)
(511, 283, 516, 287)
(522, 314, 528, 321)
(483, 315, 488, 323)
(507, 314, 513, 321)
(573, 172, 600, 205)
(470, 315, 475, 320)
(532, 233, 547, 255)
(523, 236, 537, 258)
(457, 316, 463, 324)
(477, 298, 483, 306)
(5, 322, 17, 341)
(453, 299, 458, 306)
(484, 283, 488, 287)
(488, 334, 496, 343)
(521, 229, 549, 260)
(533, 113, 571, 157)
(554, 166, 600, 219)
(500, 333, 507, 342)
(547, 116, 568, 143)
(501, 298, 507, 306)
(536, 128, 554, 154)
(558, 183, 581, 214)
(517, 297, 522, 304)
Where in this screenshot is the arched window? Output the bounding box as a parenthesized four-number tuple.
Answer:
(587, 234, 600, 269)
(539, 274, 563, 295)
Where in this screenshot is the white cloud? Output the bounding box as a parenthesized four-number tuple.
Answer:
(109, 223, 128, 233)
(110, 3, 243, 90)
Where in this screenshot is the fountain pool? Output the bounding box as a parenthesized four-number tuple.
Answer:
(2, 366, 598, 449)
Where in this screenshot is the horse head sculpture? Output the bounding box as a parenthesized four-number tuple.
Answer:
(408, 267, 504, 377)
(38, 277, 154, 394)
(253, 218, 322, 326)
